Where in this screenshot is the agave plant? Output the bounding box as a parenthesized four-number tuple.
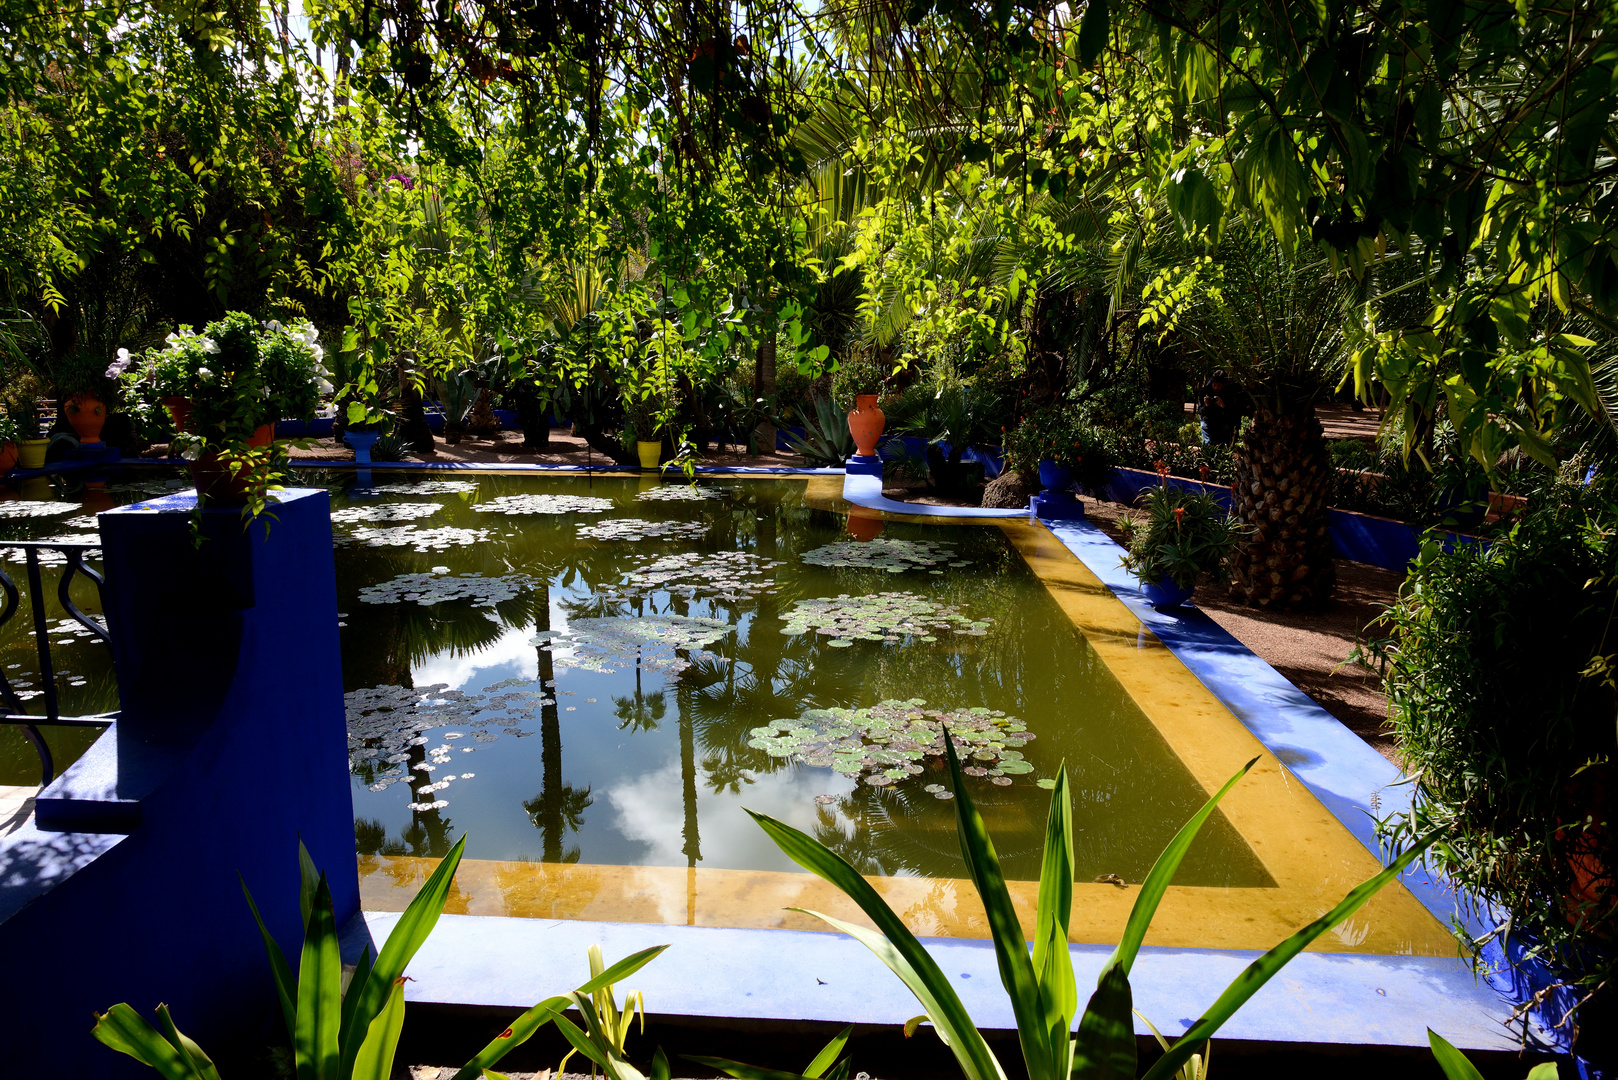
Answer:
(779, 394, 856, 466)
(748, 734, 1438, 1080)
(92, 836, 668, 1080)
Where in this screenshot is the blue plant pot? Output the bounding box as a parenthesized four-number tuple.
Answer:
(1141, 578, 1194, 610)
(1038, 459, 1072, 492)
(344, 430, 381, 465)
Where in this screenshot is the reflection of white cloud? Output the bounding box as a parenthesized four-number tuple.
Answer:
(411, 598, 574, 691)
(606, 756, 858, 918)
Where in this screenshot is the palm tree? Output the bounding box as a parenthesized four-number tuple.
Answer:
(1175, 227, 1358, 607)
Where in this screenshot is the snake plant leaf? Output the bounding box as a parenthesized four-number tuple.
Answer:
(683, 1056, 826, 1080)
(1426, 1029, 1485, 1080)
(1108, 757, 1258, 979)
(239, 874, 296, 1044)
(1031, 761, 1076, 1077)
(338, 834, 467, 1077)
(295, 873, 342, 1080)
(1140, 828, 1443, 1080)
(576, 946, 670, 994)
(445, 996, 570, 1080)
(804, 1024, 854, 1078)
(942, 732, 1054, 1080)
(90, 1004, 208, 1080)
(748, 808, 1006, 1080)
(339, 946, 375, 1050)
(297, 839, 320, 931)
(153, 1004, 222, 1080)
(1070, 962, 1136, 1080)
(349, 977, 407, 1080)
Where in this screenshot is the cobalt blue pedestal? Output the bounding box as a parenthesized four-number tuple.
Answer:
(1031, 490, 1085, 520)
(0, 489, 356, 1075)
(846, 454, 883, 477)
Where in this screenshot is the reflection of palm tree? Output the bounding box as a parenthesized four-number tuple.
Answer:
(612, 688, 665, 733)
(528, 579, 593, 862)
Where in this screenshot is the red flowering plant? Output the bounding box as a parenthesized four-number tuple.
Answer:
(1002, 407, 1115, 494)
(1118, 478, 1245, 590)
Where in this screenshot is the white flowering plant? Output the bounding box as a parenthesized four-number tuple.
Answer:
(114, 311, 329, 442)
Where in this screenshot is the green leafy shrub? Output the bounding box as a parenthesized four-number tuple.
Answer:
(1002, 407, 1115, 494)
(1366, 475, 1618, 1021)
(1118, 479, 1244, 590)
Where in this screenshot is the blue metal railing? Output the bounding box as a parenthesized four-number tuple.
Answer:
(0, 541, 117, 786)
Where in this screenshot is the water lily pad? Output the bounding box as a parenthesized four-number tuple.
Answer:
(635, 484, 728, 502)
(746, 698, 1035, 790)
(330, 502, 443, 524)
(350, 479, 478, 496)
(357, 570, 537, 607)
(577, 518, 710, 542)
(609, 550, 783, 601)
(0, 501, 77, 519)
(4, 534, 101, 566)
(473, 493, 615, 515)
(541, 614, 735, 676)
(780, 592, 990, 643)
(340, 525, 493, 551)
(800, 537, 970, 573)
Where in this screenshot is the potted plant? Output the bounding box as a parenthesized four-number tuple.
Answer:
(51, 350, 120, 445)
(334, 358, 391, 463)
(3, 395, 48, 470)
(1003, 407, 1114, 494)
(1117, 468, 1243, 609)
(0, 412, 18, 473)
(117, 313, 328, 507)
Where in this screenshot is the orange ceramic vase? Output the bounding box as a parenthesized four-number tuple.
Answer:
(190, 424, 275, 504)
(0, 441, 17, 473)
(161, 396, 195, 434)
(65, 393, 107, 444)
(847, 394, 885, 457)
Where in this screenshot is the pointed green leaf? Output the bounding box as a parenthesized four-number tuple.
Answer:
(577, 945, 670, 996)
(1071, 962, 1136, 1080)
(239, 874, 296, 1045)
(683, 1056, 820, 1080)
(339, 834, 466, 1077)
(92, 1005, 207, 1080)
(154, 1004, 222, 1080)
(350, 978, 408, 1080)
(298, 840, 320, 932)
(804, 1025, 853, 1078)
(1079, 0, 1110, 65)
(295, 874, 342, 1080)
(1141, 830, 1442, 1080)
(447, 996, 571, 1080)
(942, 733, 1054, 1080)
(1426, 1029, 1485, 1080)
(1109, 758, 1258, 978)
(340, 946, 375, 1045)
(651, 1047, 672, 1080)
(1032, 762, 1076, 1077)
(749, 808, 1006, 1080)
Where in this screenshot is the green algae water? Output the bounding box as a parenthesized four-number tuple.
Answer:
(0, 469, 1270, 887)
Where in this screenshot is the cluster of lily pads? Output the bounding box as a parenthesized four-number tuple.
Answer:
(635, 485, 727, 502)
(472, 493, 615, 516)
(345, 678, 555, 806)
(0, 501, 76, 519)
(576, 518, 710, 542)
(800, 538, 973, 574)
(779, 592, 990, 645)
(605, 550, 782, 602)
(535, 613, 733, 676)
(330, 502, 442, 524)
(109, 478, 188, 497)
(747, 698, 1036, 791)
(357, 570, 537, 608)
(350, 479, 478, 496)
(4, 534, 101, 566)
(340, 524, 493, 551)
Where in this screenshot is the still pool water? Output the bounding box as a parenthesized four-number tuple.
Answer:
(0, 468, 1269, 888)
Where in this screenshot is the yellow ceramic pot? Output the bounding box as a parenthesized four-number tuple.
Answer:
(636, 440, 661, 470)
(17, 439, 48, 470)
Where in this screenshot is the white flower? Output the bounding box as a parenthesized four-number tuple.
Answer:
(165, 332, 181, 345)
(179, 444, 200, 461)
(301, 325, 319, 345)
(200, 338, 219, 354)
(197, 366, 213, 380)
(263, 320, 283, 333)
(104, 363, 121, 378)
(316, 379, 334, 394)
(104, 348, 133, 378)
(308, 343, 324, 362)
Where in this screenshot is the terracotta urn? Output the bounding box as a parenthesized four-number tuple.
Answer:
(161, 396, 195, 434)
(847, 394, 885, 457)
(846, 507, 884, 541)
(65, 393, 107, 444)
(0, 441, 17, 474)
(190, 424, 276, 504)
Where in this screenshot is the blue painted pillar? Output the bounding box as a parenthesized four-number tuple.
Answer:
(0, 488, 356, 1075)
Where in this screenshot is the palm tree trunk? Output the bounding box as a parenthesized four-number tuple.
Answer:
(1227, 400, 1336, 608)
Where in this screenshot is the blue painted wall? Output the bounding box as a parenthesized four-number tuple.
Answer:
(0, 489, 356, 1075)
